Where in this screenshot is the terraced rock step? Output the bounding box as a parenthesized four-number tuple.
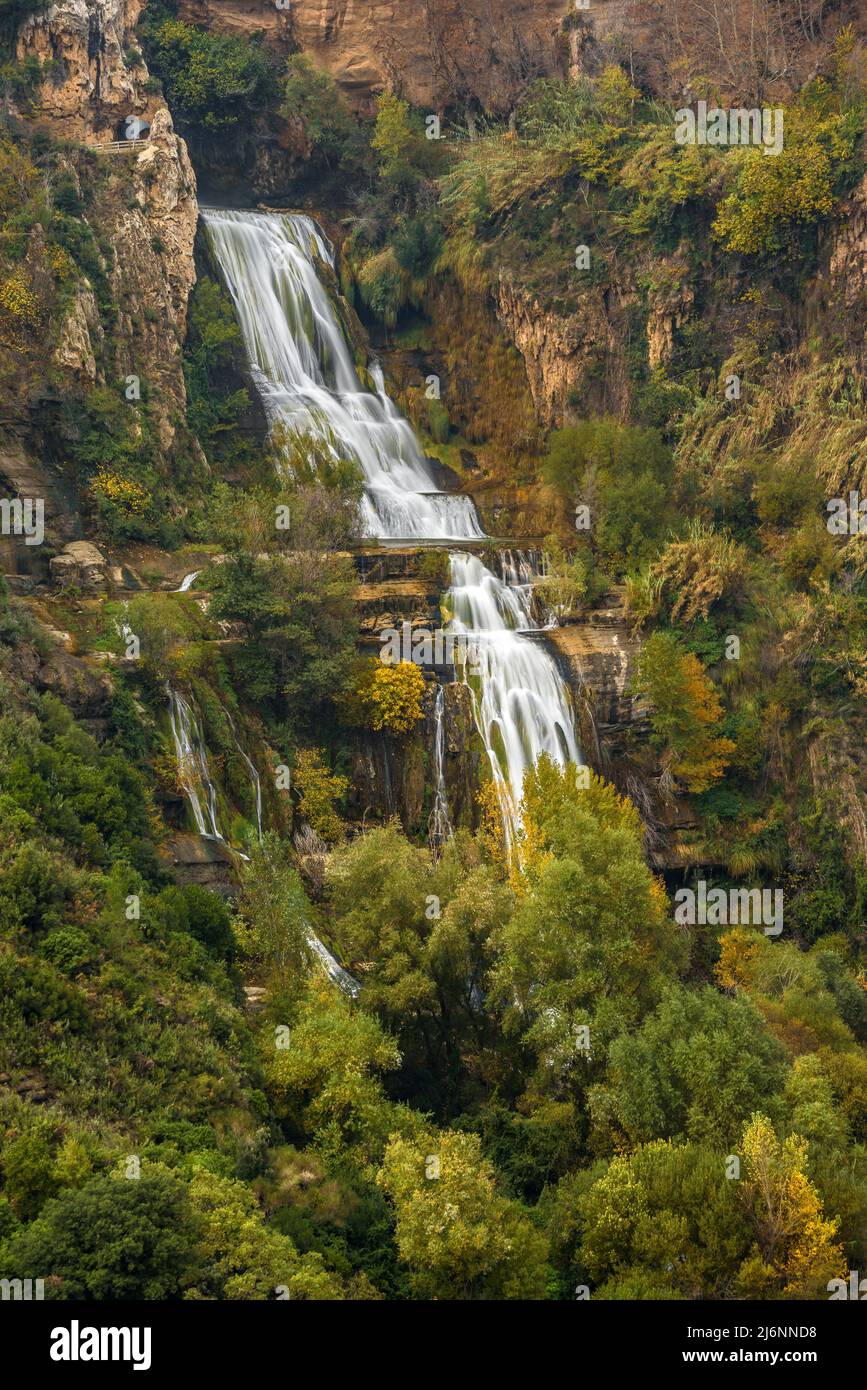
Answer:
(544, 587, 642, 732)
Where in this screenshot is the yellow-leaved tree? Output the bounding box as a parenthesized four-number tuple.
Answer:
(632, 631, 735, 793)
(736, 1113, 845, 1299)
(377, 1129, 549, 1300)
(293, 747, 348, 843)
(342, 657, 426, 735)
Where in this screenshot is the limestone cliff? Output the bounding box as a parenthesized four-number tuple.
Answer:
(177, 0, 570, 112)
(494, 273, 633, 427)
(16, 0, 199, 452)
(19, 0, 148, 140)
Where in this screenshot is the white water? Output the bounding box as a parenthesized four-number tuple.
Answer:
(201, 208, 482, 542)
(307, 935, 361, 997)
(223, 706, 262, 843)
(429, 684, 452, 849)
(174, 570, 200, 593)
(201, 205, 581, 853)
(167, 685, 357, 993)
(445, 553, 580, 849)
(167, 685, 223, 841)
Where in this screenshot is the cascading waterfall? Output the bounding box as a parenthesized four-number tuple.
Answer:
(428, 685, 452, 849)
(307, 936, 360, 998)
(224, 708, 263, 843)
(166, 685, 223, 841)
(201, 208, 483, 542)
(200, 204, 581, 854)
(166, 686, 357, 993)
(497, 549, 539, 590)
(445, 552, 580, 849)
(496, 548, 557, 628)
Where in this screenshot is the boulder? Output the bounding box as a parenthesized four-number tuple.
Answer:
(49, 540, 109, 591)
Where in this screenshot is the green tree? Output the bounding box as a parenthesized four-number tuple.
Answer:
(541, 419, 673, 567)
(1, 1122, 56, 1218)
(590, 985, 788, 1149)
(371, 93, 433, 183)
(552, 1140, 753, 1299)
(325, 826, 506, 1108)
(236, 834, 313, 981)
(185, 1168, 343, 1299)
(377, 1128, 549, 1299)
(713, 103, 859, 255)
(632, 631, 735, 793)
(0, 1173, 196, 1299)
(264, 982, 405, 1171)
(209, 550, 356, 717)
(282, 55, 364, 172)
(492, 760, 687, 1063)
(146, 20, 277, 135)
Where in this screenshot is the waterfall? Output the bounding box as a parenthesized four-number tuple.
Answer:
(445, 552, 580, 850)
(167, 686, 358, 994)
(236, 741, 263, 843)
(174, 570, 200, 593)
(200, 204, 581, 855)
(428, 684, 452, 849)
(201, 208, 483, 542)
(497, 549, 538, 589)
(307, 935, 360, 998)
(224, 707, 263, 843)
(166, 685, 224, 841)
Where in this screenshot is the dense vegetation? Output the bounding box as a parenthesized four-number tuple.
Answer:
(0, 4, 865, 1304)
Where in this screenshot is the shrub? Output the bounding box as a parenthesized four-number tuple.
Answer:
(282, 55, 363, 172)
(40, 927, 94, 976)
(343, 658, 426, 735)
(293, 748, 348, 844)
(648, 521, 749, 625)
(712, 100, 860, 255)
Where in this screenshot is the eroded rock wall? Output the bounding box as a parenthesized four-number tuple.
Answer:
(17, 0, 199, 454)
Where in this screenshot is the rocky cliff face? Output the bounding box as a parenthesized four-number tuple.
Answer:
(17, 0, 140, 139)
(18, 0, 145, 141)
(177, 0, 570, 111)
(493, 160, 867, 430)
(172, 0, 650, 113)
(348, 679, 479, 837)
(103, 107, 199, 452)
(17, 0, 199, 454)
(495, 273, 633, 427)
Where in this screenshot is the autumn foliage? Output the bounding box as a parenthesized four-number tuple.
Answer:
(633, 631, 736, 793)
(343, 657, 427, 735)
